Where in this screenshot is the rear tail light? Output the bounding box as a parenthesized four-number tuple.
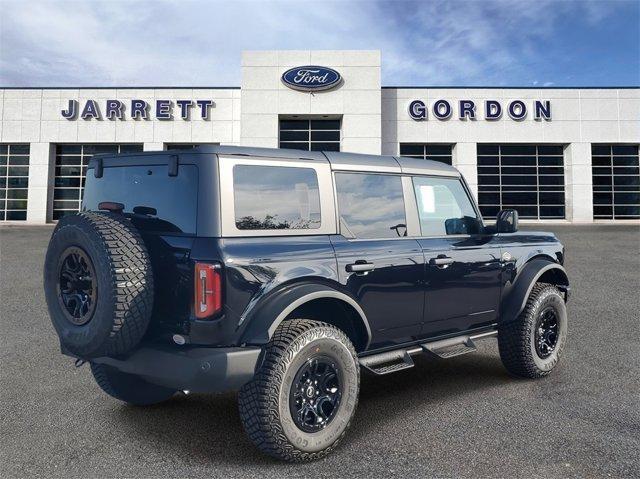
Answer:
(194, 262, 222, 319)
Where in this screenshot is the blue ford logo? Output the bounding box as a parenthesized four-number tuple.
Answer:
(281, 66, 342, 92)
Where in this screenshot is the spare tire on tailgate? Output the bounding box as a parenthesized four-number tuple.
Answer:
(44, 211, 154, 358)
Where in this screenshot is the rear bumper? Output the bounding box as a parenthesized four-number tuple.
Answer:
(90, 345, 262, 393)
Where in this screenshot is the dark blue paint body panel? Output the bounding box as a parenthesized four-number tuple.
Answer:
(218, 235, 339, 326)
(419, 234, 503, 337)
(492, 231, 567, 320)
(330, 236, 425, 349)
(184, 235, 341, 346)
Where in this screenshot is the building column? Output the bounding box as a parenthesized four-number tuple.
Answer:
(565, 142, 593, 223)
(143, 142, 165, 151)
(453, 142, 478, 200)
(26, 142, 54, 224)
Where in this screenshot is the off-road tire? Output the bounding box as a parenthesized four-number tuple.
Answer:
(498, 283, 567, 378)
(44, 211, 154, 358)
(238, 319, 360, 462)
(90, 363, 175, 406)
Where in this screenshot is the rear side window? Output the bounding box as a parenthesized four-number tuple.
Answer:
(335, 172, 406, 239)
(83, 164, 198, 234)
(412, 176, 480, 236)
(233, 165, 321, 230)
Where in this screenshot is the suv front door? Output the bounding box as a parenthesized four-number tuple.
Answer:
(411, 176, 503, 337)
(331, 172, 425, 349)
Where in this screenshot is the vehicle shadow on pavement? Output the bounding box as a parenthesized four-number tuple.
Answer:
(108, 347, 512, 465)
(110, 391, 270, 465)
(351, 349, 512, 441)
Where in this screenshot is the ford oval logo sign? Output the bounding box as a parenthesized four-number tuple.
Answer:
(281, 66, 342, 92)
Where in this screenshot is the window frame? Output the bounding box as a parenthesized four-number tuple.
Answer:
(218, 155, 337, 237)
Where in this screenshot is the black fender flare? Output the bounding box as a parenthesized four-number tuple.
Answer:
(501, 258, 569, 324)
(239, 283, 372, 349)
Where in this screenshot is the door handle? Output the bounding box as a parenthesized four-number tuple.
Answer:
(429, 256, 454, 267)
(346, 262, 375, 274)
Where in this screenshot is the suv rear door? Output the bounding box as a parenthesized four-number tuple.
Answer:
(83, 152, 202, 338)
(331, 171, 424, 349)
(410, 175, 503, 337)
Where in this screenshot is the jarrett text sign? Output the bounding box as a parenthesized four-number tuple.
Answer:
(61, 99, 215, 120)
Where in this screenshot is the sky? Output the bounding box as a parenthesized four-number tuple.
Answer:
(0, 0, 638, 88)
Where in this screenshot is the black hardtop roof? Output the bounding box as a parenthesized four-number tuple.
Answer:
(92, 144, 460, 176)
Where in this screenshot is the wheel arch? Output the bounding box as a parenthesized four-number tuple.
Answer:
(501, 258, 569, 324)
(239, 283, 372, 352)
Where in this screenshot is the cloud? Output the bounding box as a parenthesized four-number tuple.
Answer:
(0, 0, 637, 87)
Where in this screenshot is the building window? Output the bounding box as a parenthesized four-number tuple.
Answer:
(477, 144, 565, 220)
(592, 145, 640, 219)
(400, 144, 453, 165)
(165, 143, 218, 150)
(0, 144, 30, 221)
(279, 119, 340, 152)
(53, 144, 143, 220)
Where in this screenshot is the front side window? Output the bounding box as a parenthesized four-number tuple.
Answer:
(335, 172, 406, 239)
(413, 176, 480, 236)
(233, 165, 321, 230)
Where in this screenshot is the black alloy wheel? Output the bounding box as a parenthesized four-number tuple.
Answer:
(289, 356, 342, 433)
(57, 246, 97, 326)
(534, 307, 559, 359)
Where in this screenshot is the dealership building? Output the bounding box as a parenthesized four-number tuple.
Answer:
(0, 50, 638, 224)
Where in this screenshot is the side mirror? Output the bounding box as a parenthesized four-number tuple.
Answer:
(496, 209, 519, 233)
(445, 216, 482, 235)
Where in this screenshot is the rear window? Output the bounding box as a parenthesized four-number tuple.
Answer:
(83, 164, 198, 234)
(233, 165, 321, 230)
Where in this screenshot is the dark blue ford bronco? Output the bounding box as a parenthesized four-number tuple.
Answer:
(44, 145, 569, 461)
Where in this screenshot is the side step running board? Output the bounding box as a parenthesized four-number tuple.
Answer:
(359, 330, 498, 375)
(359, 348, 419, 375)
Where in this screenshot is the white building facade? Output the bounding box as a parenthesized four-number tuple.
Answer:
(1, 50, 638, 224)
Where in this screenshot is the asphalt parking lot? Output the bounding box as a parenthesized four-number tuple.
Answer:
(1, 224, 639, 478)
